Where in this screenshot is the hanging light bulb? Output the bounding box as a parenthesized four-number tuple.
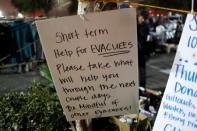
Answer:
(17, 12, 24, 18)
(0, 10, 4, 17)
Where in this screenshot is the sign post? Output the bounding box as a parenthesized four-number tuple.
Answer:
(36, 8, 139, 121)
(191, 0, 194, 13)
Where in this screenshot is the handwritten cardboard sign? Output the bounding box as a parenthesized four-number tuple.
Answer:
(153, 14, 197, 131)
(36, 8, 138, 121)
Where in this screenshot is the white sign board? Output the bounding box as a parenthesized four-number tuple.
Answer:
(36, 8, 138, 121)
(153, 14, 197, 131)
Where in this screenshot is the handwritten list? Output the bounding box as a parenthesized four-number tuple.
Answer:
(36, 8, 138, 121)
(153, 14, 197, 131)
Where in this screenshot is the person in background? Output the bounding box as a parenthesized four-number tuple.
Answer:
(174, 20, 183, 45)
(137, 14, 149, 90)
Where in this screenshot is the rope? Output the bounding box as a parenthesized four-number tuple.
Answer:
(92, 0, 197, 14)
(130, 3, 197, 15)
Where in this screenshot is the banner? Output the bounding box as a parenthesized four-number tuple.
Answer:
(153, 14, 197, 131)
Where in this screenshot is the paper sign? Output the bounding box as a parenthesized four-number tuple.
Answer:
(153, 14, 197, 131)
(36, 8, 138, 121)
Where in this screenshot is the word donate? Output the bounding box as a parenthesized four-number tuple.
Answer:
(153, 14, 197, 131)
(36, 8, 139, 121)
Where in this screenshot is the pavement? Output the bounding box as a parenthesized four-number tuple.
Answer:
(0, 52, 176, 95)
(146, 52, 176, 91)
(0, 67, 45, 95)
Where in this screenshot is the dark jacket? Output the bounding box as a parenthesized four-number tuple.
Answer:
(137, 22, 149, 67)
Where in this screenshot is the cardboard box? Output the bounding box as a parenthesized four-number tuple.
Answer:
(112, 114, 147, 131)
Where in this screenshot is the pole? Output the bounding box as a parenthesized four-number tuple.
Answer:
(191, 0, 194, 13)
(76, 1, 94, 131)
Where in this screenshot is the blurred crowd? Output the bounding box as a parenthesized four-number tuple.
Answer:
(137, 10, 184, 89)
(138, 10, 184, 57)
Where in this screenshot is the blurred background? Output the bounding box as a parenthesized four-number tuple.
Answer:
(0, 0, 196, 130)
(0, 0, 193, 92)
